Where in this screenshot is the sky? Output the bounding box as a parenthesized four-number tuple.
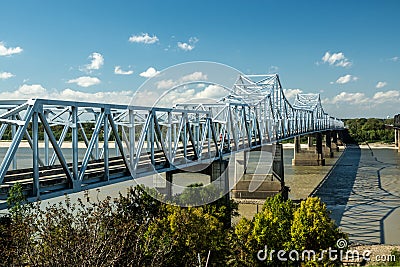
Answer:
(1, 0, 400, 118)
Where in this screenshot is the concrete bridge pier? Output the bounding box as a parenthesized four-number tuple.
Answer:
(323, 131, 334, 158)
(162, 159, 230, 201)
(232, 143, 287, 200)
(292, 133, 325, 166)
(395, 129, 400, 153)
(331, 131, 340, 152)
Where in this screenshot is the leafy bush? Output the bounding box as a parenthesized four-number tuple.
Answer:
(0, 186, 346, 266)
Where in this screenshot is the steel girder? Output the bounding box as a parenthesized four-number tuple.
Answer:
(0, 74, 344, 198)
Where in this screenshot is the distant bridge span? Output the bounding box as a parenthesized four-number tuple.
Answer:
(0, 74, 344, 205)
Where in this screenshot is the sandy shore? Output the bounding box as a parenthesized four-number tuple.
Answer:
(358, 142, 397, 149)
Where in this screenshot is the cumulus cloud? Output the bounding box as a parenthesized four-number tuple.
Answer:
(18, 84, 46, 95)
(177, 37, 199, 51)
(0, 71, 14, 80)
(376, 81, 387, 89)
(129, 33, 159, 44)
(372, 90, 400, 104)
(84, 52, 104, 71)
(325, 90, 400, 106)
(156, 71, 208, 89)
(180, 71, 207, 82)
(322, 90, 400, 118)
(114, 66, 133, 75)
(140, 67, 160, 78)
(194, 85, 226, 99)
(321, 51, 352, 67)
(283, 88, 303, 100)
(67, 76, 101, 87)
(328, 92, 368, 104)
(0, 42, 23, 56)
(0, 84, 133, 105)
(335, 74, 358, 84)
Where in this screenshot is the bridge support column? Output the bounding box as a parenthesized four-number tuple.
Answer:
(331, 131, 340, 152)
(323, 132, 334, 158)
(292, 133, 325, 166)
(273, 143, 288, 200)
(165, 171, 173, 199)
(396, 129, 400, 153)
(232, 144, 286, 200)
(307, 135, 313, 150)
(210, 160, 230, 202)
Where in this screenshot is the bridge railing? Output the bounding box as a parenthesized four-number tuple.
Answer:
(0, 73, 344, 199)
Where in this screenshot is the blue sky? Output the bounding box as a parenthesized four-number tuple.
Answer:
(1, 0, 400, 118)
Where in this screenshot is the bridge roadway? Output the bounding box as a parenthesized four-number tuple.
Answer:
(0, 74, 344, 207)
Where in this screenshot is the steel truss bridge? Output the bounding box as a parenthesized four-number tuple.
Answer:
(0, 74, 343, 203)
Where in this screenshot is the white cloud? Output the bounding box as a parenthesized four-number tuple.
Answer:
(326, 90, 400, 106)
(156, 71, 208, 89)
(0, 86, 133, 104)
(114, 66, 133, 75)
(194, 85, 226, 99)
(329, 92, 368, 104)
(156, 79, 176, 89)
(57, 89, 133, 104)
(128, 33, 159, 44)
(321, 51, 352, 67)
(283, 88, 303, 100)
(389, 56, 399, 62)
(177, 37, 199, 51)
(319, 90, 400, 118)
(372, 90, 400, 104)
(0, 71, 14, 80)
(177, 42, 194, 51)
(85, 52, 104, 71)
(376, 81, 387, 89)
(0, 42, 23, 56)
(335, 74, 358, 84)
(180, 71, 207, 82)
(18, 84, 46, 95)
(67, 76, 101, 87)
(140, 67, 159, 78)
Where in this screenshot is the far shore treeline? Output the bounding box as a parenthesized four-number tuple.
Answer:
(343, 118, 394, 144)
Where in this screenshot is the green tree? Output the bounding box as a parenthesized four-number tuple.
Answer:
(251, 194, 294, 265)
(290, 197, 346, 265)
(146, 205, 227, 266)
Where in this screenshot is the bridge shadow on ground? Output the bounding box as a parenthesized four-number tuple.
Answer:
(312, 130, 360, 225)
(313, 131, 400, 244)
